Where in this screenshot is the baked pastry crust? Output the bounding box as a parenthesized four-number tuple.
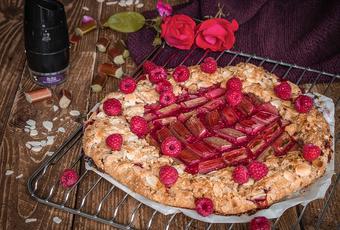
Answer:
(83, 63, 332, 215)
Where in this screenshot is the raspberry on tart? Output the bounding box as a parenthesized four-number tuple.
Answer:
(106, 133, 123, 151)
(195, 198, 214, 217)
(155, 80, 173, 93)
(149, 66, 168, 84)
(119, 76, 137, 94)
(302, 144, 321, 162)
(159, 165, 178, 187)
(249, 216, 271, 230)
(159, 91, 176, 106)
(248, 161, 269, 181)
(294, 95, 313, 113)
(103, 98, 122, 116)
(130, 116, 148, 137)
(173, 65, 190, 82)
(274, 81, 292, 100)
(200, 57, 217, 74)
(161, 137, 182, 157)
(226, 76, 242, 91)
(232, 165, 249, 184)
(143, 60, 157, 74)
(226, 90, 243, 106)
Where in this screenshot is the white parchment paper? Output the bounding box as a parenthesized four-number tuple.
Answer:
(85, 93, 335, 223)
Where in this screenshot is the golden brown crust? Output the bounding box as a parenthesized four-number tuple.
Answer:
(82, 63, 333, 215)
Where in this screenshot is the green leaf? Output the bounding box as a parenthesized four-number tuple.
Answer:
(104, 12, 145, 33)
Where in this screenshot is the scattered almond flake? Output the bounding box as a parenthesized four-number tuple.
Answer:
(136, 3, 144, 8)
(5, 170, 14, 176)
(57, 127, 66, 133)
(69, 110, 81, 116)
(53, 216, 62, 224)
(96, 0, 105, 2)
(52, 117, 58, 121)
(26, 119, 36, 126)
(106, 1, 118, 5)
(30, 130, 38, 136)
(43, 121, 53, 132)
(27, 141, 42, 147)
(82, 6, 90, 11)
(25, 218, 37, 223)
(118, 1, 127, 7)
(53, 105, 59, 112)
(60, 118, 64, 121)
(25, 143, 32, 149)
(46, 136, 55, 145)
(24, 128, 30, 133)
(135, 0, 139, 4)
(31, 146, 43, 152)
(40, 140, 47, 147)
(45, 151, 54, 156)
(42, 132, 47, 135)
(16, 174, 23, 179)
(126, 0, 133, 6)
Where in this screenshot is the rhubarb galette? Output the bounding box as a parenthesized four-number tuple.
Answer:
(83, 59, 332, 216)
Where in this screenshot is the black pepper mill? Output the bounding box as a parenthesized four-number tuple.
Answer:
(24, 0, 69, 86)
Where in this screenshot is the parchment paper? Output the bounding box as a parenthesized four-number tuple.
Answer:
(85, 93, 335, 223)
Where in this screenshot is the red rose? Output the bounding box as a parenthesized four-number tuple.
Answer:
(196, 18, 238, 51)
(161, 14, 196, 50)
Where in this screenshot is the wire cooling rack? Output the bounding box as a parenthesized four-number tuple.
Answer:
(28, 44, 339, 229)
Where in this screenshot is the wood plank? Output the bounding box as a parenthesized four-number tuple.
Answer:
(0, 0, 100, 229)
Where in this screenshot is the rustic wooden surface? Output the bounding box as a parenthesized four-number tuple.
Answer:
(0, 0, 339, 230)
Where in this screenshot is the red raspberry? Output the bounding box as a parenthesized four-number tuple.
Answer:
(119, 76, 137, 94)
(161, 137, 182, 157)
(155, 80, 173, 93)
(295, 95, 313, 113)
(159, 165, 178, 187)
(232, 165, 249, 184)
(249, 216, 271, 230)
(173, 65, 190, 82)
(106, 133, 123, 151)
(302, 144, 321, 162)
(159, 91, 176, 106)
(248, 161, 268, 181)
(60, 169, 79, 188)
(195, 198, 214, 217)
(200, 57, 217, 74)
(103, 98, 122, 116)
(226, 90, 243, 106)
(226, 77, 242, 91)
(130, 116, 148, 137)
(149, 66, 168, 84)
(274, 82, 292, 100)
(143, 60, 157, 74)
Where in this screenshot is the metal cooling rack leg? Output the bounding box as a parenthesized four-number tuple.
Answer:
(146, 210, 158, 230)
(185, 219, 194, 230)
(94, 184, 116, 216)
(78, 177, 103, 210)
(128, 202, 143, 227)
(112, 193, 129, 220)
(228, 223, 234, 230)
(206, 223, 213, 230)
(165, 213, 177, 230)
(306, 72, 322, 93)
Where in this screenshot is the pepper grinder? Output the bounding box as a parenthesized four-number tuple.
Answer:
(24, 0, 69, 86)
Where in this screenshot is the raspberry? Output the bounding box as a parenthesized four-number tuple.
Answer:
(173, 65, 190, 82)
(130, 116, 148, 137)
(232, 165, 249, 184)
(106, 133, 123, 151)
(274, 81, 292, 100)
(295, 95, 313, 113)
(119, 76, 137, 94)
(302, 144, 321, 162)
(200, 57, 217, 74)
(149, 66, 168, 84)
(161, 137, 182, 157)
(159, 91, 176, 106)
(143, 60, 157, 74)
(248, 161, 268, 181)
(103, 98, 122, 116)
(60, 169, 79, 188)
(195, 198, 214, 217)
(226, 90, 243, 106)
(249, 216, 271, 230)
(226, 77, 242, 91)
(159, 165, 178, 187)
(155, 80, 173, 93)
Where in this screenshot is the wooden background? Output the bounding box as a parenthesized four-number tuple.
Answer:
(0, 0, 338, 229)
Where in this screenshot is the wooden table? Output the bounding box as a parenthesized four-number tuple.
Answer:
(0, 1, 338, 229)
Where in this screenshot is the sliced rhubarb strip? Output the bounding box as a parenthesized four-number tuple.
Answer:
(272, 132, 295, 156)
(153, 116, 177, 126)
(198, 158, 226, 174)
(180, 97, 208, 109)
(236, 96, 254, 116)
(184, 164, 199, 174)
(204, 88, 226, 99)
(144, 103, 161, 113)
(156, 127, 174, 142)
(197, 97, 225, 113)
(185, 115, 207, 138)
(169, 121, 195, 143)
(215, 128, 248, 144)
(235, 118, 265, 136)
(205, 110, 221, 128)
(155, 104, 181, 117)
(178, 148, 201, 165)
(260, 122, 282, 143)
(144, 112, 157, 121)
(252, 111, 279, 124)
(178, 110, 197, 122)
(221, 106, 239, 126)
(246, 136, 268, 157)
(186, 141, 217, 159)
(222, 147, 250, 166)
(203, 136, 232, 152)
(256, 102, 279, 115)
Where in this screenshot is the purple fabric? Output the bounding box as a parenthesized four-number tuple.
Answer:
(127, 0, 340, 81)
